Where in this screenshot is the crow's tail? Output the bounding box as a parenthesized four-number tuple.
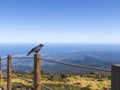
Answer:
(27, 50, 32, 56)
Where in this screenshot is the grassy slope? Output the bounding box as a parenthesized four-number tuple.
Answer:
(0, 72, 111, 90)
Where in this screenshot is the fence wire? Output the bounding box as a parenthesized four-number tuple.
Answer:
(41, 58, 111, 72)
(1, 56, 34, 61)
(0, 55, 111, 72)
(40, 84, 54, 90)
(12, 56, 34, 59)
(0, 55, 111, 90)
(0, 57, 7, 61)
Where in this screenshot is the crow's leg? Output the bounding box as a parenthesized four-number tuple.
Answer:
(36, 51, 38, 53)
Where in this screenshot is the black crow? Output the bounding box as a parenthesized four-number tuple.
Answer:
(27, 44, 44, 56)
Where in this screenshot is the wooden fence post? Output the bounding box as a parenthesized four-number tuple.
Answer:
(7, 55, 12, 90)
(111, 64, 120, 90)
(34, 54, 41, 90)
(0, 57, 1, 84)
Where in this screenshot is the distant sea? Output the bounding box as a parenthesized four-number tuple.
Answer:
(1, 43, 120, 74)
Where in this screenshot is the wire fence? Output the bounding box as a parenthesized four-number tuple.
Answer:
(1, 56, 34, 61)
(0, 55, 112, 90)
(0, 55, 54, 90)
(40, 84, 54, 90)
(12, 56, 33, 59)
(0, 57, 7, 61)
(41, 58, 111, 72)
(0, 56, 111, 72)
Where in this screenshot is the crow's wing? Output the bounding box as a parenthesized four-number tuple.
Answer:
(27, 46, 40, 56)
(32, 46, 40, 52)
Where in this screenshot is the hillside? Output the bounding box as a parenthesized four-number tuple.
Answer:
(0, 71, 111, 90)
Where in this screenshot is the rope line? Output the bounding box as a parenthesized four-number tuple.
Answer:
(1, 56, 34, 61)
(0, 55, 111, 72)
(40, 84, 54, 90)
(1, 57, 7, 60)
(0, 54, 111, 90)
(41, 58, 111, 72)
(12, 56, 34, 59)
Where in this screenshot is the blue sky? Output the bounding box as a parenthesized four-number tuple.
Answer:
(0, 0, 120, 44)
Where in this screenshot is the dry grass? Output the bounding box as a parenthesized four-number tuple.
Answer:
(0, 72, 111, 90)
(66, 75, 110, 89)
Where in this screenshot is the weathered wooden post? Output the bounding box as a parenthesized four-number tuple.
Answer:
(7, 55, 12, 90)
(0, 57, 1, 84)
(111, 64, 120, 90)
(34, 54, 41, 90)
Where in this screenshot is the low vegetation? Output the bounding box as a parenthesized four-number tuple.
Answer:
(0, 71, 111, 90)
